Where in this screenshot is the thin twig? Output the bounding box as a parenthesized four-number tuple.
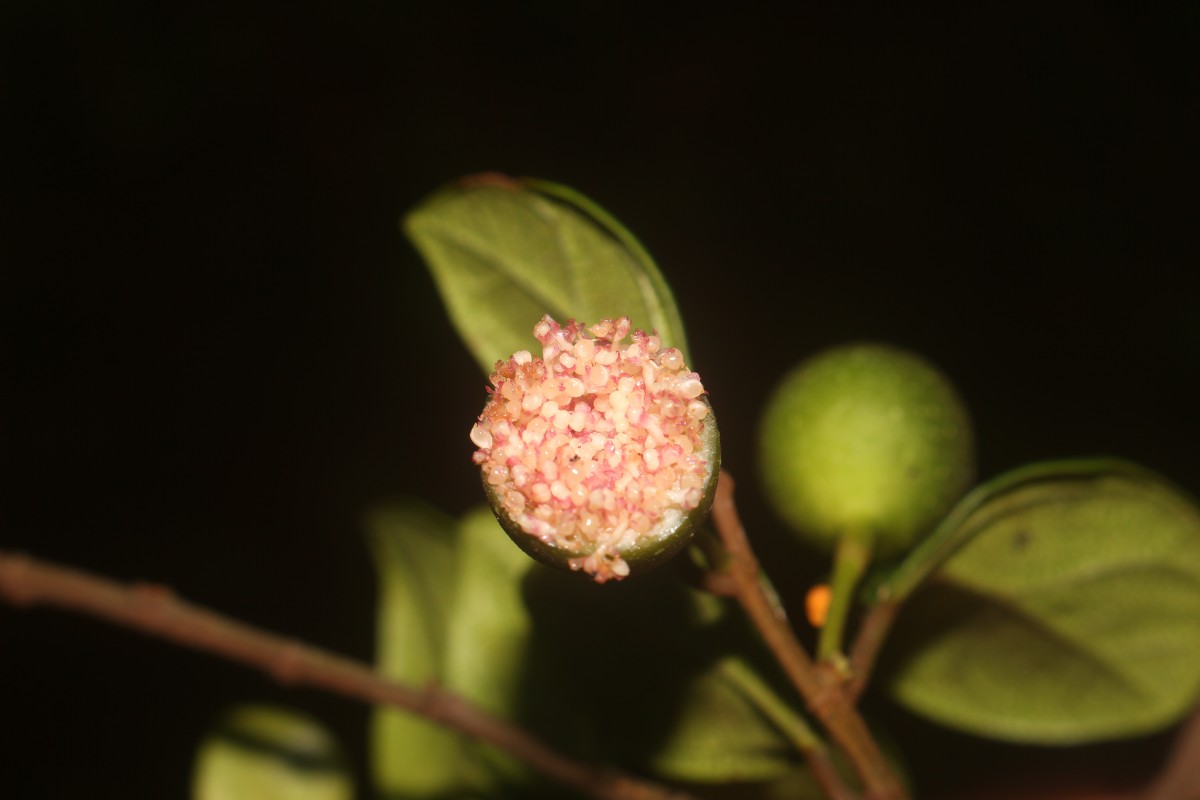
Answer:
(846, 601, 900, 703)
(0, 549, 694, 800)
(710, 471, 906, 800)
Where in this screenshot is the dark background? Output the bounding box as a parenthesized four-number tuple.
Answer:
(3, 3, 1199, 797)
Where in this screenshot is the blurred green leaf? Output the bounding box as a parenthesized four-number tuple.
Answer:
(441, 507, 543, 785)
(404, 174, 689, 373)
(368, 502, 811, 793)
(645, 654, 805, 782)
(521, 565, 802, 783)
(191, 705, 352, 800)
(870, 458, 1143, 603)
(367, 500, 493, 797)
(884, 464, 1200, 743)
(368, 503, 561, 797)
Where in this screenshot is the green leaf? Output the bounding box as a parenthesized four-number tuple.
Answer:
(368, 503, 562, 796)
(369, 501, 809, 792)
(367, 499, 493, 797)
(404, 174, 689, 373)
(520, 564, 802, 783)
(645, 654, 807, 782)
(869, 458, 1144, 604)
(883, 463, 1200, 743)
(441, 506, 544, 785)
(449, 509, 810, 784)
(191, 705, 352, 800)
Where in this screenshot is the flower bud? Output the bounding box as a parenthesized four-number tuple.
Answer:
(470, 316, 721, 583)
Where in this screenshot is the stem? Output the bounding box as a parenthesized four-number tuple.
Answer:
(846, 601, 900, 702)
(0, 549, 693, 800)
(1145, 705, 1200, 800)
(710, 471, 906, 800)
(817, 536, 872, 664)
(720, 659, 857, 800)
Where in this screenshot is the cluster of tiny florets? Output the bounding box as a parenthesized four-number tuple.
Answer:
(470, 315, 712, 582)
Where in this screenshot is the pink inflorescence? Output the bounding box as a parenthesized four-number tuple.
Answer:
(470, 315, 713, 583)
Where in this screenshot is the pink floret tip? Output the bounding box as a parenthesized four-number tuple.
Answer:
(469, 315, 713, 583)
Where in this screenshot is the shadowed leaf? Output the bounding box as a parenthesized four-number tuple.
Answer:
(191, 705, 352, 800)
(884, 465, 1200, 743)
(521, 563, 803, 783)
(369, 502, 813, 793)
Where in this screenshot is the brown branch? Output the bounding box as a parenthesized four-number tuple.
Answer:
(807, 747, 861, 800)
(710, 471, 906, 800)
(0, 549, 693, 800)
(1144, 705, 1200, 800)
(846, 601, 901, 703)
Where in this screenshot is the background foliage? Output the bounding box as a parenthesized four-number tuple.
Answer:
(3, 4, 1200, 797)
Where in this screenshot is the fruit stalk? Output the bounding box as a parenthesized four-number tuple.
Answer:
(817, 534, 874, 664)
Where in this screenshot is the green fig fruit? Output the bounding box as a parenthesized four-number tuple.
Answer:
(470, 316, 721, 582)
(759, 343, 974, 558)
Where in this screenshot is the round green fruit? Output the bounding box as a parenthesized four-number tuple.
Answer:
(759, 343, 974, 557)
